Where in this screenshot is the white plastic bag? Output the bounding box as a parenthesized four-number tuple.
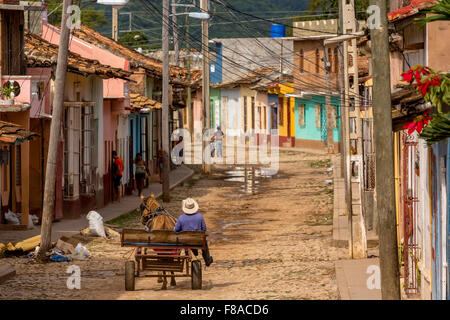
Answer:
(74, 243, 90, 259)
(86, 210, 106, 237)
(5, 210, 20, 225)
(27, 214, 34, 230)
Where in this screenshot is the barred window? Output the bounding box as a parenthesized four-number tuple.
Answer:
(298, 103, 305, 127)
(315, 104, 322, 128)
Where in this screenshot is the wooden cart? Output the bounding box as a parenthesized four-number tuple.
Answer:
(121, 228, 206, 290)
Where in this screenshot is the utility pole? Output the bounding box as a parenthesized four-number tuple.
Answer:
(171, 0, 179, 66)
(39, 0, 72, 257)
(369, 0, 401, 299)
(184, 8, 193, 164)
(339, 0, 367, 259)
(338, 39, 354, 258)
(201, 0, 211, 174)
(112, 6, 119, 41)
(162, 0, 171, 202)
(323, 43, 334, 154)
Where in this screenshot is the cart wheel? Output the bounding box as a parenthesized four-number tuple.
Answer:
(191, 260, 202, 290)
(125, 260, 135, 291)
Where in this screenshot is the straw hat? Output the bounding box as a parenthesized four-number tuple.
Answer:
(182, 198, 199, 214)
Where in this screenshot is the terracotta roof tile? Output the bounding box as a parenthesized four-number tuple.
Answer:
(71, 25, 201, 86)
(388, 0, 437, 21)
(129, 93, 162, 110)
(24, 32, 132, 80)
(0, 121, 38, 144)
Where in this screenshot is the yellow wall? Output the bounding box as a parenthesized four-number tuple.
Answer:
(268, 84, 295, 138)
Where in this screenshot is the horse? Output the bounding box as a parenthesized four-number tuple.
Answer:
(139, 194, 178, 289)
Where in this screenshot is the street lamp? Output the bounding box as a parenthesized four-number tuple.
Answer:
(170, 11, 210, 20)
(96, 0, 130, 41)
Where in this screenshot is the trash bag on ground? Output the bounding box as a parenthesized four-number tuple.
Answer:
(86, 210, 106, 237)
(50, 254, 71, 262)
(5, 210, 20, 225)
(70, 243, 90, 260)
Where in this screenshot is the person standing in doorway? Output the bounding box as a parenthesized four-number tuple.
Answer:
(134, 153, 149, 197)
(112, 150, 124, 203)
(214, 126, 224, 158)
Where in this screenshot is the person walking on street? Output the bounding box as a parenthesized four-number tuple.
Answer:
(134, 153, 149, 197)
(214, 126, 224, 158)
(112, 150, 124, 203)
(174, 198, 213, 266)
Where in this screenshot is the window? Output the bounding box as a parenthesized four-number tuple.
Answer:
(331, 106, 337, 128)
(328, 48, 332, 70)
(333, 47, 339, 73)
(251, 97, 255, 130)
(258, 106, 262, 130)
(279, 97, 284, 126)
(315, 48, 320, 73)
(15, 145, 21, 186)
(299, 49, 304, 73)
(263, 106, 267, 130)
(64, 105, 81, 199)
(64, 102, 95, 198)
(298, 103, 305, 127)
(272, 107, 278, 130)
(81, 104, 95, 194)
(244, 96, 248, 132)
(315, 104, 322, 128)
(140, 116, 148, 163)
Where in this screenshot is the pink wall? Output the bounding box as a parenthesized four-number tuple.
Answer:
(193, 89, 202, 122)
(103, 100, 115, 144)
(3, 67, 52, 117)
(103, 78, 127, 99)
(42, 24, 128, 70)
(42, 23, 130, 100)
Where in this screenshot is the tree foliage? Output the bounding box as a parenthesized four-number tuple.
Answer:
(306, 0, 370, 19)
(415, 0, 450, 26)
(118, 31, 151, 51)
(35, 0, 108, 29)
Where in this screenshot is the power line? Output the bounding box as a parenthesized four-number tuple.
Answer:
(139, 0, 368, 102)
(185, 0, 370, 102)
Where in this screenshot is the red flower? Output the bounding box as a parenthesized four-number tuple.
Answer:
(419, 81, 431, 97)
(402, 70, 414, 83)
(414, 69, 422, 84)
(403, 110, 432, 135)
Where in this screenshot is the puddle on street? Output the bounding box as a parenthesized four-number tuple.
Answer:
(210, 218, 265, 243)
(223, 166, 276, 195)
(216, 219, 264, 229)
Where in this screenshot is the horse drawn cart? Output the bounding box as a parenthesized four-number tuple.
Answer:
(120, 194, 206, 290)
(121, 229, 206, 290)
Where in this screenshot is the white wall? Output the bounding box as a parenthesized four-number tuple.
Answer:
(418, 139, 432, 299)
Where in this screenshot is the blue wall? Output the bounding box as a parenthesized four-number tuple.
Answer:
(431, 139, 450, 300)
(210, 42, 223, 85)
(294, 96, 340, 143)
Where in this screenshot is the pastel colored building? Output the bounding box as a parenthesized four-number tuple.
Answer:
(294, 95, 340, 151)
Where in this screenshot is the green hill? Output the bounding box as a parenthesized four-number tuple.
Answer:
(93, 0, 312, 50)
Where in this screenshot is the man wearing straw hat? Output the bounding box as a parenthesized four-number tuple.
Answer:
(174, 198, 213, 266)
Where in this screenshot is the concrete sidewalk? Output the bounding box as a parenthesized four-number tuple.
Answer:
(0, 165, 194, 244)
(335, 258, 381, 300)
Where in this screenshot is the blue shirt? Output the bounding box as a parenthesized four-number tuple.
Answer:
(174, 212, 207, 232)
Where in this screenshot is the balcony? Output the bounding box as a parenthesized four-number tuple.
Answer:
(1, 73, 51, 117)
